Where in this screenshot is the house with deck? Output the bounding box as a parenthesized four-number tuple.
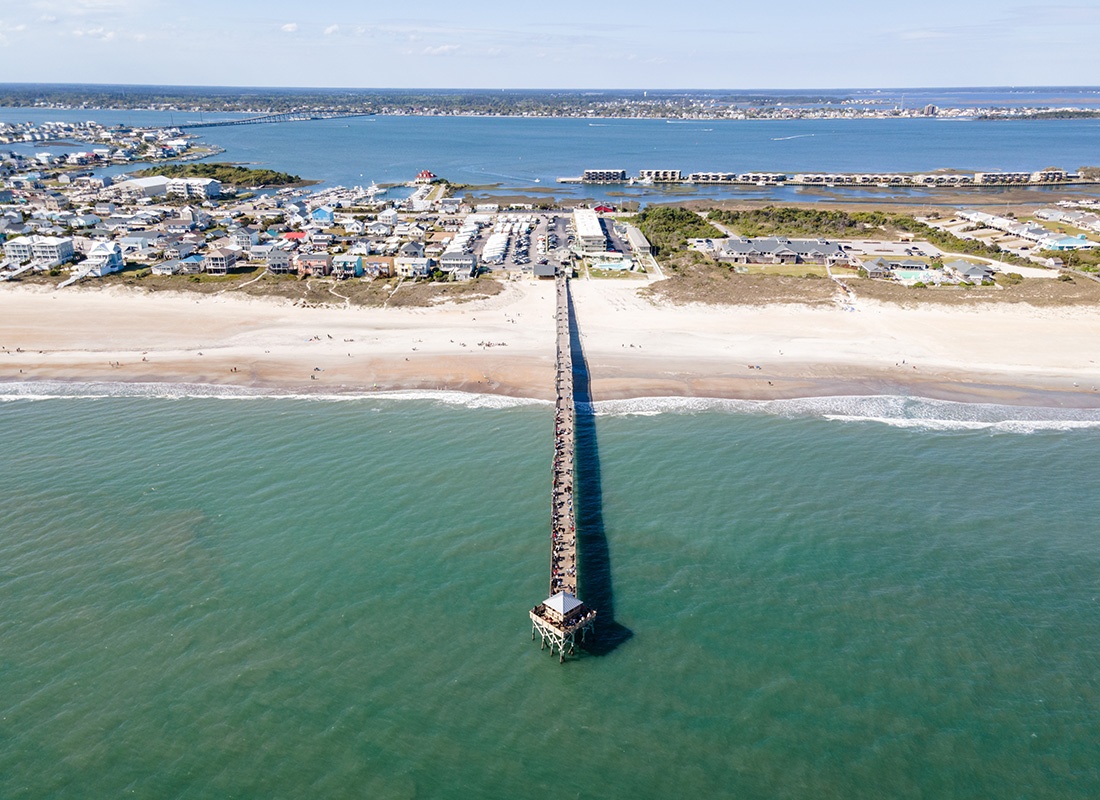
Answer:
(203, 247, 238, 275)
(296, 252, 332, 276)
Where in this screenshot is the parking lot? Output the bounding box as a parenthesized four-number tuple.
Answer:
(467, 212, 573, 273)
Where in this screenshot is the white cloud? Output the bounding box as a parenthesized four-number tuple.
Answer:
(32, 0, 140, 16)
(39, 14, 58, 23)
(280, 22, 298, 33)
(899, 29, 952, 40)
(324, 24, 339, 35)
(71, 26, 115, 40)
(423, 43, 459, 56)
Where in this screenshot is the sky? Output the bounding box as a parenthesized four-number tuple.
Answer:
(1, 0, 1098, 90)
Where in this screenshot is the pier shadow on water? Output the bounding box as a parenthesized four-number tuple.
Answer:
(568, 287, 633, 656)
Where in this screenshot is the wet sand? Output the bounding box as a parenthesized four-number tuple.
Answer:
(3, 280, 1100, 407)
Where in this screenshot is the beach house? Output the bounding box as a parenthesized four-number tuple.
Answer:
(265, 247, 294, 274)
(82, 241, 124, 276)
(394, 256, 432, 278)
(296, 252, 332, 276)
(310, 206, 336, 226)
(203, 247, 238, 275)
(332, 254, 363, 279)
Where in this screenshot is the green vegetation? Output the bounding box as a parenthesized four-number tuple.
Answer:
(1040, 248, 1100, 269)
(1010, 110, 1100, 120)
(629, 206, 722, 256)
(133, 162, 301, 186)
(707, 206, 1028, 265)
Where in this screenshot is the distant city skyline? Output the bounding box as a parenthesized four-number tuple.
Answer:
(2, 0, 1098, 90)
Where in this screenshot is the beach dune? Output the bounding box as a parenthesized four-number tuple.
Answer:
(3, 281, 1100, 407)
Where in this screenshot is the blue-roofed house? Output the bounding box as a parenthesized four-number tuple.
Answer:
(311, 206, 335, 225)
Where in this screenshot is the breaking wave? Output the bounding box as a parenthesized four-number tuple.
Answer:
(4, 382, 1100, 432)
(585, 395, 1100, 433)
(0, 381, 546, 410)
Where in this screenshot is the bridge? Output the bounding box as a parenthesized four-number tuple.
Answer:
(176, 111, 374, 129)
(529, 272, 597, 662)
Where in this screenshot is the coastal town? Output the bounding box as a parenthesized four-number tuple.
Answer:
(6, 0, 1100, 787)
(2, 116, 1099, 299)
(6, 84, 1100, 122)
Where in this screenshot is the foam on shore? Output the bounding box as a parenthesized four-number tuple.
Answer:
(586, 395, 1100, 433)
(0, 381, 547, 409)
(5, 381, 1100, 432)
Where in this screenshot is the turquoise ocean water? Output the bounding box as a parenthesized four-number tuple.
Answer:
(3, 389, 1100, 798)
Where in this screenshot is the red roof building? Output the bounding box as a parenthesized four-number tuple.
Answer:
(415, 170, 437, 185)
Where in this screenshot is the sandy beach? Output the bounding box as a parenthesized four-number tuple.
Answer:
(3, 280, 1100, 407)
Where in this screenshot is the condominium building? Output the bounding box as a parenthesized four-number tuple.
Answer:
(582, 169, 627, 183)
(3, 235, 75, 264)
(167, 177, 222, 199)
(638, 169, 682, 182)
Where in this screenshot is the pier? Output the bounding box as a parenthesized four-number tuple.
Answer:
(529, 272, 596, 662)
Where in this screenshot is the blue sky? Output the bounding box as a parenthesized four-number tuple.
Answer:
(1, 0, 1098, 89)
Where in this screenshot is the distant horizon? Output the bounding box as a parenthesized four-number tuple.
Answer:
(3, 82, 1099, 95)
(6, 1, 1097, 90)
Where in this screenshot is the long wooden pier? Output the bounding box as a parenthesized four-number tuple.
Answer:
(530, 272, 596, 662)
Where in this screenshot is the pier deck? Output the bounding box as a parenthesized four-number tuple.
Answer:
(530, 272, 596, 662)
(550, 272, 577, 596)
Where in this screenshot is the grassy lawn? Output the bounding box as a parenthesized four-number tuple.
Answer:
(745, 263, 830, 278)
(588, 267, 645, 279)
(1021, 217, 1100, 244)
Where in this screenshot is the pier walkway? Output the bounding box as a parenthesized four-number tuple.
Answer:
(530, 272, 596, 662)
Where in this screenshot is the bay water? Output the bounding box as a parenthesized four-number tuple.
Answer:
(5, 105, 1100, 205)
(2, 391, 1099, 798)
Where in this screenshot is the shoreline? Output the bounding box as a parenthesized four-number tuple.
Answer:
(3, 281, 1100, 410)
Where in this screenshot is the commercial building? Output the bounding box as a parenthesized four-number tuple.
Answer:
(572, 208, 606, 253)
(116, 176, 170, 198)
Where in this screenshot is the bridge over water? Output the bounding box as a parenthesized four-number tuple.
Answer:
(529, 273, 597, 662)
(177, 111, 373, 129)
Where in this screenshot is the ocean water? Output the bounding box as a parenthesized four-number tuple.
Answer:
(5, 105, 1100, 204)
(3, 390, 1100, 799)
